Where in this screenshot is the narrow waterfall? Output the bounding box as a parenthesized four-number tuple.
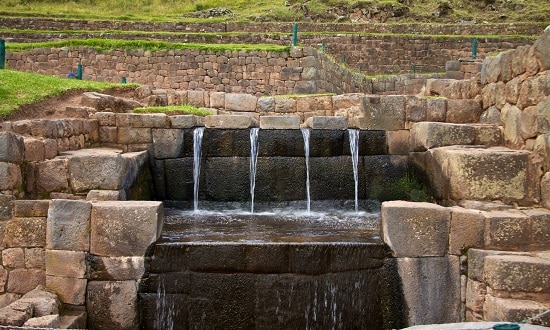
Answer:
(348, 129, 360, 213)
(193, 127, 205, 212)
(301, 127, 311, 213)
(249, 127, 260, 213)
(154, 279, 173, 330)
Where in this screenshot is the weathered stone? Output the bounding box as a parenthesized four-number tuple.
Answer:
(0, 293, 20, 309)
(446, 60, 461, 71)
(484, 254, 550, 293)
(505, 77, 522, 105)
(93, 112, 117, 126)
(259, 116, 300, 129)
(23, 138, 45, 162)
(7, 269, 45, 294)
(473, 124, 503, 146)
(483, 210, 531, 249)
(482, 54, 501, 84)
(0, 132, 24, 164)
(274, 97, 296, 113)
(465, 279, 486, 320)
(121, 113, 169, 128)
(86, 190, 126, 201)
(479, 106, 502, 125)
(46, 199, 91, 251)
(518, 76, 545, 110)
(0, 194, 14, 221)
(511, 46, 529, 77)
(152, 128, 184, 159)
(295, 96, 332, 113)
(88, 256, 144, 280)
(386, 130, 409, 155)
(58, 310, 87, 329)
(46, 276, 86, 305)
(87, 281, 138, 330)
(170, 115, 201, 129)
(410, 122, 476, 151)
(0, 300, 32, 326)
(117, 127, 152, 144)
(24, 248, 45, 269)
(35, 159, 69, 193)
(429, 146, 534, 204)
(358, 95, 405, 130)
(394, 256, 461, 325)
(332, 93, 364, 110)
(225, 93, 257, 112)
(484, 295, 549, 325)
(467, 249, 530, 282)
(13, 200, 49, 217)
(426, 97, 447, 122)
(99, 126, 118, 143)
(534, 29, 550, 71)
(537, 97, 550, 134)
(81, 92, 142, 111)
(4, 217, 46, 248)
(23, 314, 60, 328)
(448, 207, 485, 255)
(534, 134, 550, 171)
(46, 250, 87, 278)
(0, 162, 22, 191)
(542, 172, 550, 209)
(405, 96, 427, 122)
(20, 286, 60, 316)
(90, 201, 163, 257)
(2, 248, 25, 268)
(187, 90, 206, 107)
(302, 116, 347, 130)
(257, 97, 275, 113)
(446, 99, 483, 123)
(381, 201, 450, 257)
(204, 115, 257, 129)
(0, 266, 7, 293)
(522, 207, 550, 249)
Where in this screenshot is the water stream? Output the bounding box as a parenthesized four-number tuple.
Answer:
(348, 129, 360, 213)
(193, 127, 205, 212)
(249, 128, 260, 213)
(301, 128, 311, 213)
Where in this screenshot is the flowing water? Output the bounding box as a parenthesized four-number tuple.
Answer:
(301, 128, 311, 213)
(250, 128, 260, 213)
(348, 129, 360, 213)
(193, 127, 205, 212)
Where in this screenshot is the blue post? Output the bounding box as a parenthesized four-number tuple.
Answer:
(359, 64, 362, 72)
(121, 77, 127, 84)
(76, 63, 83, 80)
(321, 41, 325, 53)
(342, 55, 346, 64)
(0, 39, 5, 69)
(292, 23, 298, 47)
(472, 37, 478, 59)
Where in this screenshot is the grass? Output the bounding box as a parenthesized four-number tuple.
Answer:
(6, 39, 291, 53)
(133, 105, 213, 116)
(0, 69, 126, 118)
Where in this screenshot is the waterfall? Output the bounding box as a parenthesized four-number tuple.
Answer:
(301, 128, 311, 213)
(348, 129, 360, 213)
(250, 128, 260, 213)
(193, 127, 205, 212)
(154, 279, 174, 330)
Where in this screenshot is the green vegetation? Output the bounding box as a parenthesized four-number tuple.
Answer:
(273, 93, 336, 99)
(133, 105, 213, 117)
(0, 0, 548, 24)
(0, 70, 126, 118)
(6, 39, 290, 53)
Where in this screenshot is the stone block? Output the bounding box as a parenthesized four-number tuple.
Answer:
(259, 116, 301, 129)
(94, 112, 117, 126)
(225, 93, 257, 112)
(395, 256, 461, 325)
(381, 201, 450, 257)
(0, 194, 14, 221)
(58, 310, 87, 329)
(46, 250, 87, 278)
(99, 126, 118, 143)
(117, 126, 152, 144)
(274, 97, 296, 113)
(332, 93, 364, 110)
(0, 293, 20, 309)
(410, 122, 476, 151)
(473, 124, 503, 146)
(0, 162, 22, 191)
(484, 254, 550, 293)
(5, 217, 46, 248)
(302, 116, 347, 130)
(467, 249, 528, 282)
(14, 200, 49, 217)
(204, 115, 257, 129)
(386, 130, 410, 155)
(35, 159, 69, 193)
(484, 295, 549, 325)
(405, 96, 427, 122)
(0, 300, 32, 326)
(501, 103, 524, 148)
(187, 90, 206, 107)
(90, 201, 163, 257)
(86, 280, 138, 330)
(359, 95, 405, 130)
(446, 60, 461, 71)
(542, 172, 550, 209)
(483, 210, 531, 249)
(446, 99, 483, 123)
(257, 97, 275, 113)
(23, 138, 45, 162)
(88, 256, 145, 280)
(429, 146, 535, 204)
(23, 314, 60, 328)
(2, 248, 25, 268)
(20, 286, 60, 316)
(47, 199, 91, 251)
(7, 269, 45, 294)
(534, 29, 550, 71)
(46, 275, 86, 305)
(152, 128, 184, 159)
(448, 207, 485, 255)
(465, 279, 486, 320)
(170, 115, 201, 129)
(426, 97, 447, 122)
(537, 97, 550, 134)
(24, 248, 45, 268)
(0, 132, 24, 164)
(86, 189, 126, 201)
(295, 96, 332, 113)
(124, 113, 169, 128)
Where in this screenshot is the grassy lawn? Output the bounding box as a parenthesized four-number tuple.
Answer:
(0, 69, 126, 118)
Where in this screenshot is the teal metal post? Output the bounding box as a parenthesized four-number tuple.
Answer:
(76, 63, 83, 80)
(0, 39, 5, 69)
(342, 55, 346, 64)
(359, 64, 362, 72)
(292, 23, 298, 47)
(321, 41, 325, 53)
(121, 77, 127, 84)
(472, 37, 478, 59)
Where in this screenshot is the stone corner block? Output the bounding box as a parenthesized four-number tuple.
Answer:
(46, 199, 91, 251)
(381, 201, 450, 257)
(259, 116, 301, 130)
(46, 275, 86, 305)
(303, 116, 347, 130)
(90, 201, 163, 257)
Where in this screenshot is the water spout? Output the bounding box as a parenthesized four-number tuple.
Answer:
(250, 128, 259, 213)
(193, 127, 205, 212)
(348, 129, 360, 213)
(301, 128, 311, 213)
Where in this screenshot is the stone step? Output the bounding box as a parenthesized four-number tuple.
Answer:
(204, 115, 258, 129)
(484, 253, 550, 294)
(411, 122, 502, 151)
(302, 116, 348, 130)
